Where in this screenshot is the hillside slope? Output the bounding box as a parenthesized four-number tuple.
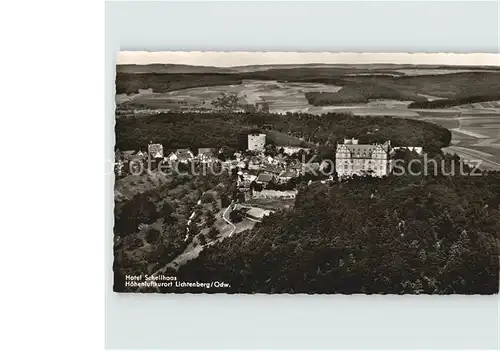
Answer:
(176, 173, 500, 294)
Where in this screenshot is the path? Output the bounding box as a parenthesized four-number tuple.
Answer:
(148, 202, 236, 279)
(222, 202, 236, 237)
(184, 191, 206, 241)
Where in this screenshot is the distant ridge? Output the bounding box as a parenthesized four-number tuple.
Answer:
(116, 64, 236, 74)
(117, 63, 500, 74)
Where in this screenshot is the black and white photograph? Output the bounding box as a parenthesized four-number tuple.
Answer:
(112, 52, 500, 294)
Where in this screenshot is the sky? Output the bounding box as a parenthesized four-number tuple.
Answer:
(117, 51, 500, 67)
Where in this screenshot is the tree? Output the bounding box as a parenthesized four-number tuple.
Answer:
(229, 209, 244, 223)
(198, 234, 207, 246)
(205, 210, 216, 227)
(201, 192, 214, 204)
(207, 227, 220, 240)
(220, 194, 231, 208)
(188, 222, 200, 237)
(264, 143, 277, 157)
(145, 228, 161, 244)
(160, 201, 175, 224)
(251, 181, 264, 192)
(115, 193, 158, 236)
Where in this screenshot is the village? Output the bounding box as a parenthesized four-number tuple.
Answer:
(114, 132, 319, 234)
(114, 131, 422, 255)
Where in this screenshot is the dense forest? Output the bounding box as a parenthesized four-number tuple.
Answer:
(115, 111, 451, 153)
(116, 73, 242, 95)
(304, 84, 427, 106)
(175, 170, 500, 294)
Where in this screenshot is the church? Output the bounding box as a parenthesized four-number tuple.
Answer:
(335, 138, 391, 178)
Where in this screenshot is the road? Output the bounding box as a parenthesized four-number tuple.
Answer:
(222, 202, 236, 237)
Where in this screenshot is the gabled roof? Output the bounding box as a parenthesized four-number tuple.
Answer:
(261, 163, 282, 174)
(256, 173, 274, 183)
(176, 149, 194, 160)
(198, 148, 213, 155)
(289, 161, 303, 170)
(279, 170, 296, 178)
(274, 154, 286, 163)
(148, 144, 164, 158)
(250, 156, 261, 164)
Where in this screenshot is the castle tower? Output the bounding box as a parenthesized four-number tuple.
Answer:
(248, 133, 266, 152)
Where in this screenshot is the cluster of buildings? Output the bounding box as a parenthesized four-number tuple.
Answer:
(115, 133, 421, 182)
(115, 143, 217, 174)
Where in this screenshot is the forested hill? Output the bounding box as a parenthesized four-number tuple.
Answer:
(115, 112, 451, 152)
(175, 173, 500, 294)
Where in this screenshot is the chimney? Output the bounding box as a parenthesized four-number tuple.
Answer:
(352, 138, 359, 145)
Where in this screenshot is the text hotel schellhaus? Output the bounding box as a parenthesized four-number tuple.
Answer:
(124, 274, 231, 290)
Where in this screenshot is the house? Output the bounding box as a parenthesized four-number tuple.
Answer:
(252, 189, 298, 200)
(255, 172, 275, 185)
(248, 156, 262, 170)
(244, 207, 273, 222)
(197, 148, 216, 163)
(274, 154, 287, 165)
(237, 171, 257, 187)
(222, 159, 240, 171)
(335, 138, 391, 178)
(168, 149, 195, 164)
(114, 160, 124, 175)
(289, 161, 305, 175)
(148, 143, 164, 159)
(233, 152, 242, 161)
(237, 160, 247, 169)
(121, 150, 137, 160)
(260, 163, 282, 175)
(125, 150, 145, 162)
(278, 146, 311, 156)
(277, 169, 297, 184)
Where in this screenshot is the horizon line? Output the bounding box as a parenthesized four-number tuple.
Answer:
(117, 51, 500, 67)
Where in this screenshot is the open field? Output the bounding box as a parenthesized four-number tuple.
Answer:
(394, 68, 500, 76)
(419, 114, 500, 169)
(117, 79, 343, 114)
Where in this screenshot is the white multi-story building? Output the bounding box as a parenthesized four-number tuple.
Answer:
(335, 138, 391, 178)
(248, 133, 266, 152)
